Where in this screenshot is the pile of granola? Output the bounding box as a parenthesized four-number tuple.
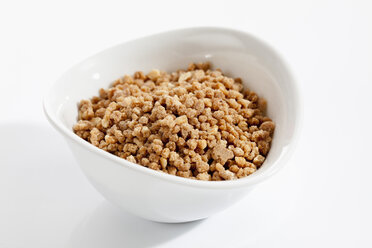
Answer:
(73, 63, 275, 181)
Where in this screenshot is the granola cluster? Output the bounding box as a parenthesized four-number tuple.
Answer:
(73, 63, 275, 181)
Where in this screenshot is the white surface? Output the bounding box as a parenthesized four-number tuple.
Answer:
(44, 27, 301, 222)
(0, 0, 370, 247)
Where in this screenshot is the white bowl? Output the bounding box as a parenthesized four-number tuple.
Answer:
(44, 27, 301, 223)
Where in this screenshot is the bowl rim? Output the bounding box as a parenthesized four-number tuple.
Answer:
(43, 26, 303, 190)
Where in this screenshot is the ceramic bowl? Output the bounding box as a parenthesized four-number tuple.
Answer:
(44, 27, 301, 223)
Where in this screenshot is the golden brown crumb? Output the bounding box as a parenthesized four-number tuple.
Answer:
(73, 62, 275, 181)
(211, 143, 234, 165)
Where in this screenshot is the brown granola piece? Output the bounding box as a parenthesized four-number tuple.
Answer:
(211, 143, 234, 165)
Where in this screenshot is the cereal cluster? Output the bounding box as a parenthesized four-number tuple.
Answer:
(73, 63, 275, 181)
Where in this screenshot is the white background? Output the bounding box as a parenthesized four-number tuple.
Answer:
(0, 0, 371, 247)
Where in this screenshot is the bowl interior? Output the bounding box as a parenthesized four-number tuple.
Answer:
(44, 27, 299, 182)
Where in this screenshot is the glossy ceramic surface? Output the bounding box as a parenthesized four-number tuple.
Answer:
(44, 27, 301, 223)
